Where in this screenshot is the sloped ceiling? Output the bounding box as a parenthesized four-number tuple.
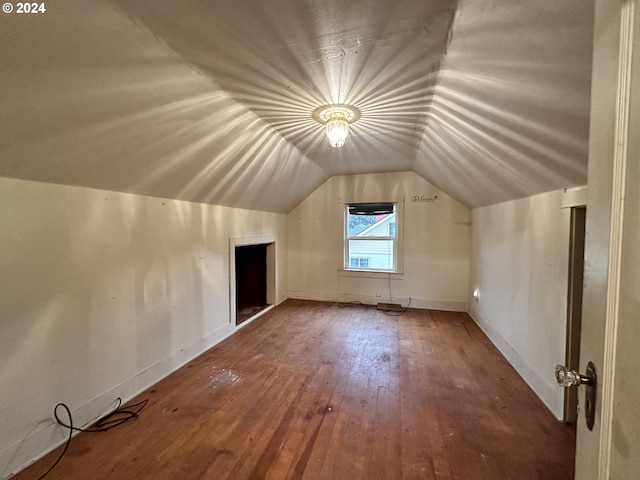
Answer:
(0, 0, 593, 212)
(417, 1, 593, 206)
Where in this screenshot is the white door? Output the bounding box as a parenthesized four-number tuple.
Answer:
(575, 1, 640, 478)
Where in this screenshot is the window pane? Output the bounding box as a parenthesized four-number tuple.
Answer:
(347, 213, 377, 236)
(348, 239, 394, 270)
(347, 212, 395, 237)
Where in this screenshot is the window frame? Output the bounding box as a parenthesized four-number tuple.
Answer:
(342, 200, 404, 275)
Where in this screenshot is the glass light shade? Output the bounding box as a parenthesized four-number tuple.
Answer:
(326, 114, 349, 147)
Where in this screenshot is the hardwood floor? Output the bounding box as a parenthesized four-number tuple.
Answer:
(15, 300, 575, 479)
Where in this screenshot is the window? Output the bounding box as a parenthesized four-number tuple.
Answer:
(349, 257, 370, 268)
(345, 202, 398, 272)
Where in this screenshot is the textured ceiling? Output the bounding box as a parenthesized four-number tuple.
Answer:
(0, 0, 593, 212)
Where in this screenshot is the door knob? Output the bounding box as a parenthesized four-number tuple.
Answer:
(555, 365, 593, 387)
(555, 361, 597, 430)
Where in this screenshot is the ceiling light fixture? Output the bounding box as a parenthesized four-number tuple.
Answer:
(313, 105, 360, 148)
(326, 112, 349, 147)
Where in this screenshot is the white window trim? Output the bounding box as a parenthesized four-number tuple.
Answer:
(340, 197, 404, 277)
(338, 269, 404, 280)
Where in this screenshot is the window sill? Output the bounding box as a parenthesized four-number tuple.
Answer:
(338, 269, 404, 280)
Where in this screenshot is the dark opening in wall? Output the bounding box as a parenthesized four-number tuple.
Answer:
(235, 243, 269, 325)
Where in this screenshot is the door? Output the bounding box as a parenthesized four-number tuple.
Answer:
(575, 1, 640, 478)
(564, 206, 586, 424)
(235, 243, 268, 325)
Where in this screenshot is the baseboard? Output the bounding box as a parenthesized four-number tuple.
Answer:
(287, 290, 467, 312)
(1, 322, 236, 480)
(235, 304, 276, 330)
(468, 310, 564, 420)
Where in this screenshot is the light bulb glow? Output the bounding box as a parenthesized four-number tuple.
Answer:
(326, 113, 349, 147)
(312, 105, 360, 148)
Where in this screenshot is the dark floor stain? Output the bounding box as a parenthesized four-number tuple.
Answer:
(291, 419, 323, 479)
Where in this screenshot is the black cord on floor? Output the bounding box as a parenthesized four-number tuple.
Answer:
(383, 297, 412, 316)
(36, 404, 73, 480)
(37, 397, 148, 479)
(337, 301, 366, 308)
(336, 298, 411, 316)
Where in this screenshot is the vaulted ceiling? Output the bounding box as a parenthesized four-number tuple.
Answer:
(0, 0, 593, 212)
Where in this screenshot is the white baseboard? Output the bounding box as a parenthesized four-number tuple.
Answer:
(1, 322, 236, 480)
(235, 304, 275, 330)
(287, 290, 467, 312)
(468, 311, 564, 420)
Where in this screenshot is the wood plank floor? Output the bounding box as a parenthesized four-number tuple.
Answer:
(15, 300, 576, 479)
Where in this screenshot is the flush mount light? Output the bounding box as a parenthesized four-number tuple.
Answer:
(312, 105, 360, 148)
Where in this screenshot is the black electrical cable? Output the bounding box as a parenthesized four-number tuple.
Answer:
(383, 297, 412, 316)
(336, 301, 364, 308)
(37, 397, 148, 479)
(36, 404, 72, 480)
(55, 398, 148, 433)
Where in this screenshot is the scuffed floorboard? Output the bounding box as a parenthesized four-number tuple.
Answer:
(15, 299, 575, 480)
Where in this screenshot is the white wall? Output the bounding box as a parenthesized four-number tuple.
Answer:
(468, 190, 570, 419)
(287, 171, 470, 311)
(0, 177, 287, 478)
